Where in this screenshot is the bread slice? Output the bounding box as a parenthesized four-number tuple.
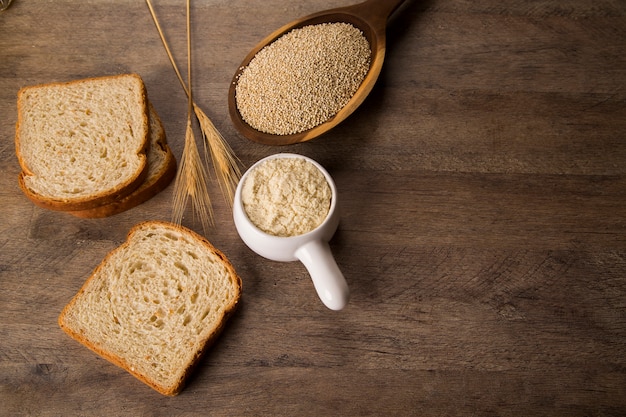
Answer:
(16, 74, 150, 211)
(58, 221, 242, 396)
(69, 103, 176, 218)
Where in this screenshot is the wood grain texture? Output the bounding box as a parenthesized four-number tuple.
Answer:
(1, 0, 625, 415)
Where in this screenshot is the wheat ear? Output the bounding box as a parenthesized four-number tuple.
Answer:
(192, 103, 241, 205)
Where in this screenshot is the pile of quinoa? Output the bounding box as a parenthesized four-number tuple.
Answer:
(235, 22, 371, 135)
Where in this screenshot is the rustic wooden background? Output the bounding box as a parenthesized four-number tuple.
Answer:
(1, 0, 625, 415)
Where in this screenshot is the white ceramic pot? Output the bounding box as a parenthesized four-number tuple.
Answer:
(233, 153, 349, 310)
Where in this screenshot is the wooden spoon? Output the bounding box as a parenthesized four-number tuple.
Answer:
(228, 0, 407, 145)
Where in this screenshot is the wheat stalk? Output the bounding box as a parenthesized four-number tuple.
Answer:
(146, 0, 241, 215)
(164, 0, 213, 231)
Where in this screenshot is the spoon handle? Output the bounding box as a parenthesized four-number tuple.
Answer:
(348, 0, 408, 26)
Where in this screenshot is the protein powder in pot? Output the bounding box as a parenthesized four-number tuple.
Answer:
(241, 157, 331, 237)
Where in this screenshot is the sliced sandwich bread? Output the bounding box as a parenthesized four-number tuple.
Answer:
(16, 74, 150, 211)
(58, 221, 242, 396)
(69, 102, 176, 218)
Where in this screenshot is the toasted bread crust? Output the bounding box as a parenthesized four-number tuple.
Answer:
(17, 166, 149, 211)
(15, 74, 150, 211)
(58, 221, 243, 396)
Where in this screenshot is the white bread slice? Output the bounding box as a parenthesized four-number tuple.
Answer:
(16, 74, 150, 211)
(69, 103, 176, 218)
(58, 221, 242, 396)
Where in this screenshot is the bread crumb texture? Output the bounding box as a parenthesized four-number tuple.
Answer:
(16, 74, 148, 200)
(59, 221, 242, 395)
(241, 157, 331, 237)
(235, 22, 371, 135)
(68, 103, 176, 218)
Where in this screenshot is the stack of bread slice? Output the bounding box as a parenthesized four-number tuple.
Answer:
(15, 74, 176, 218)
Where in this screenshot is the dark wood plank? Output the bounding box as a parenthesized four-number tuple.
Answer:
(1, 0, 625, 415)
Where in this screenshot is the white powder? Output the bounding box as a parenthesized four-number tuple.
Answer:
(241, 157, 332, 237)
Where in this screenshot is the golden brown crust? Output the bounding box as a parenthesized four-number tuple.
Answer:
(58, 221, 243, 396)
(15, 74, 150, 211)
(17, 166, 149, 211)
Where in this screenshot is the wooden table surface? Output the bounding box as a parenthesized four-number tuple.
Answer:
(1, 0, 625, 415)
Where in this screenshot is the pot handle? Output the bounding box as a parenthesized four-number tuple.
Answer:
(296, 240, 349, 310)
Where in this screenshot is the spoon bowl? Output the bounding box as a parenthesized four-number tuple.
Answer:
(228, 0, 407, 145)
